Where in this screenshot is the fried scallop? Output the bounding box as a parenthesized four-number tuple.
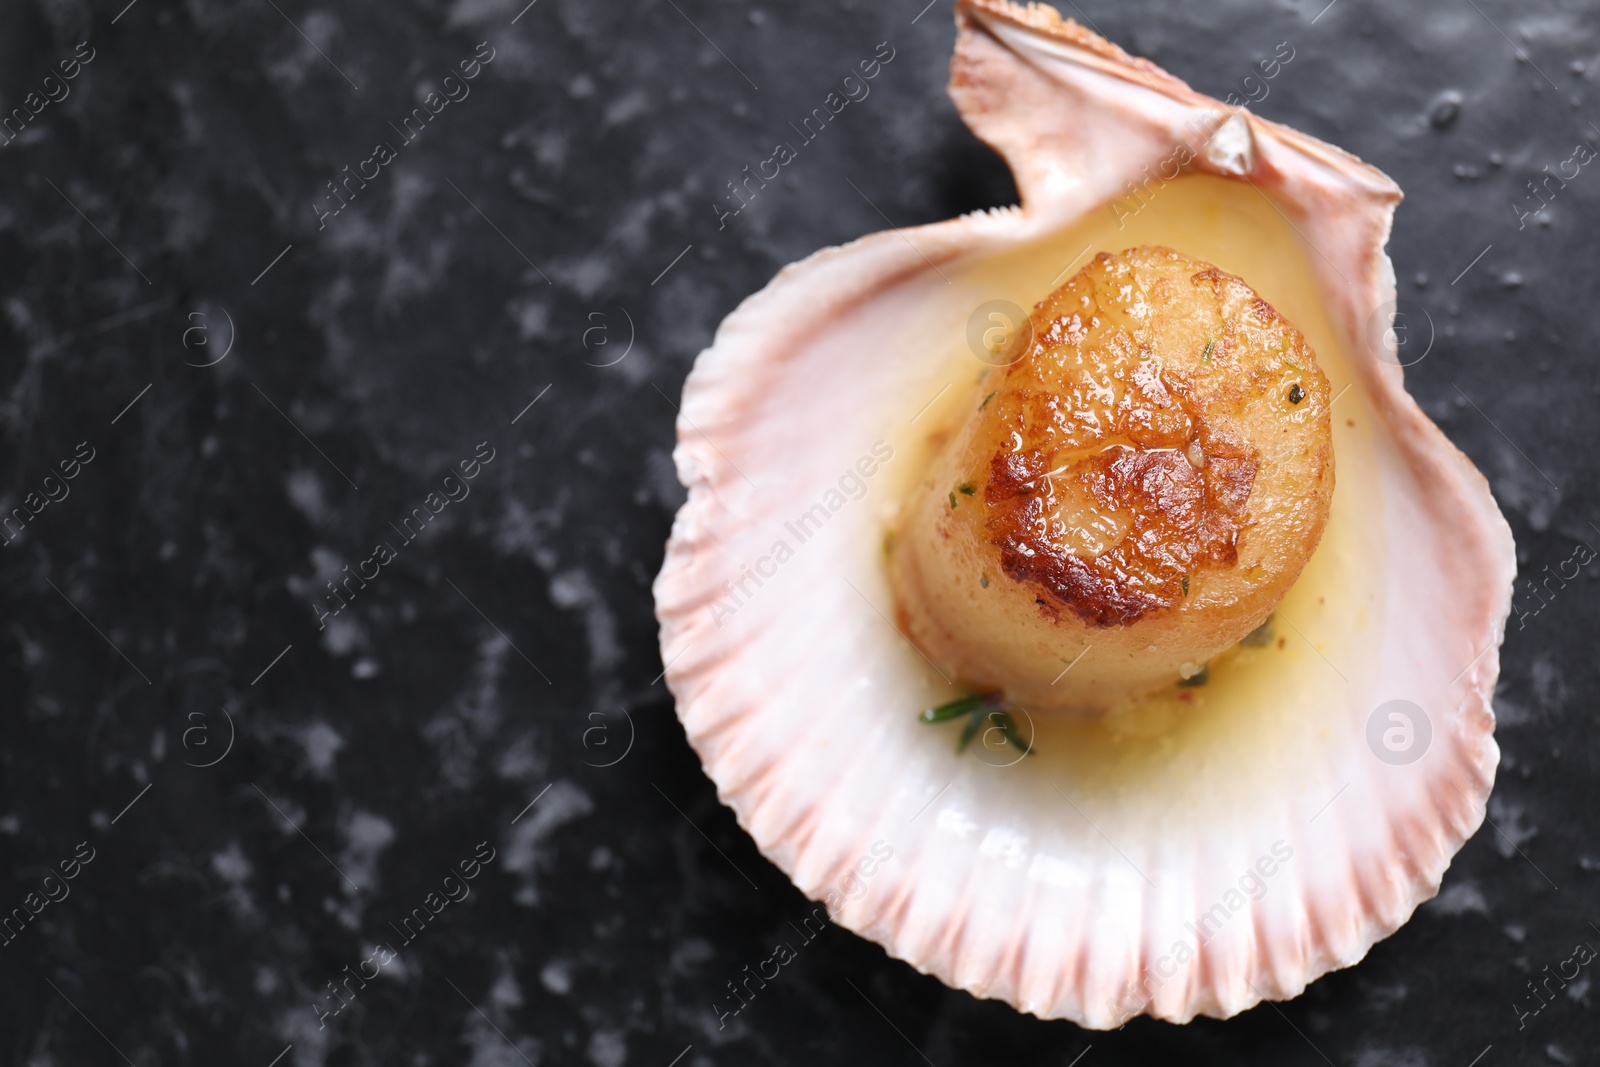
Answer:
(892, 246, 1334, 712)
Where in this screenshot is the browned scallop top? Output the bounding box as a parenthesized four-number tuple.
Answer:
(974, 247, 1330, 627)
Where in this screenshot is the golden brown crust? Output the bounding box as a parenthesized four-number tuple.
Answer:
(987, 445, 1256, 626)
(972, 247, 1328, 627)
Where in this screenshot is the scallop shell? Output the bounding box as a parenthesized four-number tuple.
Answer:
(654, 0, 1514, 1028)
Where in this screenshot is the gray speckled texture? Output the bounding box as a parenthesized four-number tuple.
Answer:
(0, 0, 1594, 1063)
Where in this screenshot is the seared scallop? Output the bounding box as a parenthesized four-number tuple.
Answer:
(892, 246, 1334, 712)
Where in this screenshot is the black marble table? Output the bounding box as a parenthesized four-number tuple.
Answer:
(0, 0, 1594, 1063)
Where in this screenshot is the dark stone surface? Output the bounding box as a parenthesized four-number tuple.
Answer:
(0, 0, 1594, 1063)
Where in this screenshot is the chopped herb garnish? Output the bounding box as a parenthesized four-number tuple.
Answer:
(921, 693, 1035, 756)
(958, 482, 976, 496)
(1281, 357, 1304, 372)
(957, 712, 984, 752)
(980, 390, 998, 410)
(948, 491, 958, 509)
(1177, 665, 1210, 687)
(1201, 339, 1215, 363)
(1240, 614, 1275, 647)
(980, 573, 990, 588)
(1181, 573, 1189, 596)
(1288, 383, 1306, 405)
(920, 694, 988, 723)
(987, 709, 1035, 756)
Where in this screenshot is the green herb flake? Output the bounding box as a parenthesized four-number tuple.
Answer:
(921, 694, 1037, 757)
(979, 390, 998, 410)
(957, 712, 983, 752)
(948, 491, 958, 509)
(958, 482, 976, 496)
(920, 694, 986, 723)
(1240, 615, 1275, 647)
(1281, 356, 1304, 372)
(1201, 339, 1215, 363)
(1181, 573, 1189, 596)
(1177, 665, 1210, 688)
(980, 573, 990, 589)
(989, 710, 1035, 756)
